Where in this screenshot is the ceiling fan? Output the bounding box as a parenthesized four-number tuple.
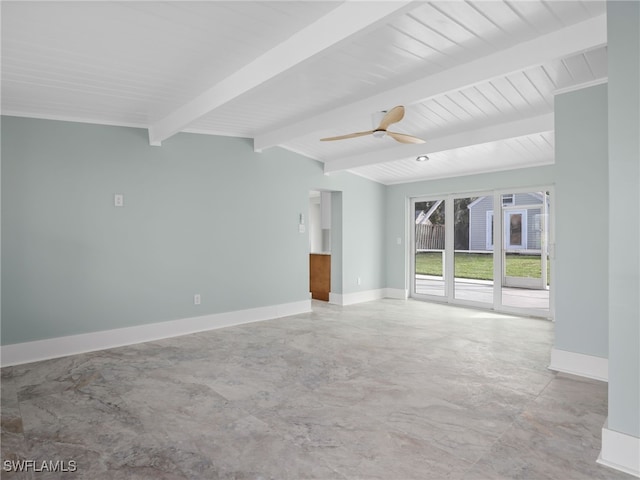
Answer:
(320, 105, 425, 144)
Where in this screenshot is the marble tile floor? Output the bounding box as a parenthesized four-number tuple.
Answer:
(1, 299, 633, 480)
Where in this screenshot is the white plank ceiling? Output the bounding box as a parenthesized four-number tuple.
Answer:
(1, 1, 608, 185)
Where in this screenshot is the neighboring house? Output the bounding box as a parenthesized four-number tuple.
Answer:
(468, 193, 548, 251)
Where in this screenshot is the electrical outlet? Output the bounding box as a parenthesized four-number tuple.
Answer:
(357, 277, 362, 285)
(194, 294, 201, 305)
(114, 194, 124, 207)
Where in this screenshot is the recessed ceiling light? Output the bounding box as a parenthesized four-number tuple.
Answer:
(416, 155, 429, 162)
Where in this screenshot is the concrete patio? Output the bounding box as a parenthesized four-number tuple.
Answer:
(415, 275, 550, 313)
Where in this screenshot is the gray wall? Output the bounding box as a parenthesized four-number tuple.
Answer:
(607, 0, 640, 439)
(554, 84, 609, 359)
(1, 117, 386, 345)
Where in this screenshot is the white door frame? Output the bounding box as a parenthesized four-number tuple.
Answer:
(410, 196, 448, 302)
(408, 186, 554, 319)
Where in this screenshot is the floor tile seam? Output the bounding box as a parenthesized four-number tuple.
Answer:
(106, 388, 208, 479)
(530, 373, 557, 401)
(132, 426, 194, 479)
(460, 373, 559, 475)
(497, 374, 557, 433)
(459, 412, 521, 478)
(452, 374, 558, 475)
(2, 401, 29, 462)
(14, 370, 111, 406)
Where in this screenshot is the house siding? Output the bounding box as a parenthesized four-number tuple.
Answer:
(469, 193, 545, 251)
(469, 196, 494, 250)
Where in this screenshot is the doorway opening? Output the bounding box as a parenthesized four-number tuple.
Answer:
(309, 190, 336, 302)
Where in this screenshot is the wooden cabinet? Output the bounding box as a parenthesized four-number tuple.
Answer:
(310, 254, 331, 301)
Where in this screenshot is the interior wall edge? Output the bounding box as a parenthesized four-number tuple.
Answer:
(597, 419, 640, 478)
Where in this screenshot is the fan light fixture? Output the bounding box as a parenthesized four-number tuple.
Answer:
(320, 106, 425, 145)
(416, 155, 429, 162)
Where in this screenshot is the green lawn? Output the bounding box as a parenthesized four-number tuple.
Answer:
(415, 252, 550, 283)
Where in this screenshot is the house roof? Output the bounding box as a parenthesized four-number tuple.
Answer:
(1, 1, 607, 185)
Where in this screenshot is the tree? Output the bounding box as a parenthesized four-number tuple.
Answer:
(415, 198, 477, 250)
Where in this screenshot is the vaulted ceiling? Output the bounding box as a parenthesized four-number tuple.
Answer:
(2, 1, 607, 185)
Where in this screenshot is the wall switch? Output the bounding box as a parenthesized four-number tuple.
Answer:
(357, 277, 362, 285)
(114, 194, 124, 207)
(194, 294, 201, 305)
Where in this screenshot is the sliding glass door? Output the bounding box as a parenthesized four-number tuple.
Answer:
(453, 195, 494, 305)
(411, 198, 446, 300)
(499, 191, 550, 314)
(410, 189, 553, 318)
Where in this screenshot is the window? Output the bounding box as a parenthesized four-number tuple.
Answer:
(486, 211, 494, 250)
(502, 194, 514, 206)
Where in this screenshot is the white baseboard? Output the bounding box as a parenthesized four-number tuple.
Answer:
(548, 348, 608, 381)
(0, 300, 311, 367)
(328, 292, 343, 305)
(384, 288, 408, 299)
(328, 288, 408, 306)
(329, 289, 385, 306)
(597, 420, 640, 477)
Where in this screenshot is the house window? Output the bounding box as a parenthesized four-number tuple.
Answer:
(486, 211, 494, 250)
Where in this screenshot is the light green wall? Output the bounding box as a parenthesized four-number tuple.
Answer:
(1, 116, 385, 345)
(554, 84, 609, 359)
(607, 0, 640, 438)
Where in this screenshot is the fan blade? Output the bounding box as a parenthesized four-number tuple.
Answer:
(387, 131, 425, 144)
(320, 130, 373, 141)
(378, 105, 405, 130)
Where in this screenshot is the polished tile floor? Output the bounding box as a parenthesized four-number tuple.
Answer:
(1, 299, 632, 479)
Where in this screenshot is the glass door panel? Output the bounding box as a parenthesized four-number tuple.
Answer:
(500, 192, 550, 312)
(454, 196, 493, 304)
(413, 199, 446, 298)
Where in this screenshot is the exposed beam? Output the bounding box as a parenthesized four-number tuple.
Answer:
(148, 0, 415, 146)
(254, 14, 606, 152)
(323, 113, 554, 174)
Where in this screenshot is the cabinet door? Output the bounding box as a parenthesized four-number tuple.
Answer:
(310, 254, 331, 301)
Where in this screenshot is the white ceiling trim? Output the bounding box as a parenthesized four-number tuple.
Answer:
(253, 13, 606, 152)
(181, 127, 249, 140)
(323, 112, 554, 173)
(554, 77, 608, 96)
(147, 0, 415, 146)
(0, 110, 149, 131)
(350, 155, 555, 187)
